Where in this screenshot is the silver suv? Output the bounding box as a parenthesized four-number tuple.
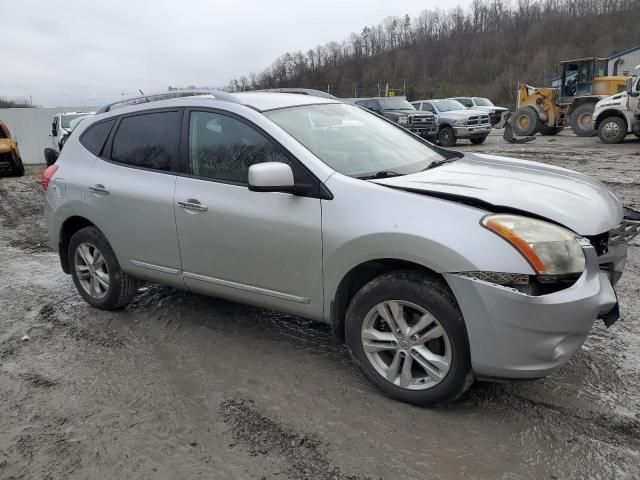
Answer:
(43, 91, 637, 407)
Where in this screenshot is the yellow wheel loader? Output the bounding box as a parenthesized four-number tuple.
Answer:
(513, 57, 629, 137)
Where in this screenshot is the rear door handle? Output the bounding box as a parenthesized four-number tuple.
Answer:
(88, 184, 109, 195)
(177, 199, 208, 212)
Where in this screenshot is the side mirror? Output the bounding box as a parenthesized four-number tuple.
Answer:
(248, 162, 311, 195)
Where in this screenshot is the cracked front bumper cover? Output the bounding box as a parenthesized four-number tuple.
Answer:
(444, 246, 619, 379)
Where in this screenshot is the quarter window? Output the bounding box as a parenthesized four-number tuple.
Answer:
(188, 111, 290, 183)
(111, 111, 180, 171)
(80, 119, 115, 156)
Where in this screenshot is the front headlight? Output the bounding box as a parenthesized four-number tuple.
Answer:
(482, 214, 585, 277)
(453, 118, 466, 126)
(398, 116, 409, 125)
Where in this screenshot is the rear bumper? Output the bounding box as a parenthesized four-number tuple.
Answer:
(444, 245, 621, 379)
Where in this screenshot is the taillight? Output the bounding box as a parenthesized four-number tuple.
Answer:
(41, 164, 59, 191)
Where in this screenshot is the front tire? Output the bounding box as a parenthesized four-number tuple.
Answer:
(69, 226, 138, 310)
(438, 127, 457, 147)
(571, 104, 596, 137)
(345, 270, 473, 407)
(597, 117, 627, 144)
(469, 135, 488, 145)
(512, 107, 539, 136)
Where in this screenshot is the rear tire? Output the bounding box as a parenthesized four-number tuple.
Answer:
(571, 104, 596, 137)
(469, 135, 488, 145)
(538, 125, 563, 136)
(597, 117, 627, 144)
(438, 127, 457, 147)
(68, 226, 138, 310)
(512, 107, 539, 136)
(11, 156, 24, 177)
(345, 270, 473, 407)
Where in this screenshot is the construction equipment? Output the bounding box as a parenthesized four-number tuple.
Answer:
(513, 57, 629, 137)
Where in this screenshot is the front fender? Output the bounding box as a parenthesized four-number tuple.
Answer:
(321, 175, 535, 320)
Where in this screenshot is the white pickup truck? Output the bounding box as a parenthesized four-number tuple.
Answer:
(593, 68, 640, 144)
(44, 111, 94, 165)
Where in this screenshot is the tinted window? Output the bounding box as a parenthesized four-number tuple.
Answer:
(189, 111, 290, 183)
(111, 111, 179, 171)
(422, 103, 435, 112)
(455, 98, 473, 108)
(80, 119, 115, 156)
(366, 100, 379, 110)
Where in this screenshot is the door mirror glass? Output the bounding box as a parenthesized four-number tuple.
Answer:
(248, 162, 295, 193)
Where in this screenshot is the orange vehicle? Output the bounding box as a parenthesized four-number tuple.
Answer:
(0, 119, 24, 176)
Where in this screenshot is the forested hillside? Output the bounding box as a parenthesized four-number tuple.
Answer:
(227, 0, 640, 107)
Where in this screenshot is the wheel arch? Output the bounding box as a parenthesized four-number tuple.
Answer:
(594, 109, 628, 130)
(330, 258, 448, 344)
(58, 216, 97, 273)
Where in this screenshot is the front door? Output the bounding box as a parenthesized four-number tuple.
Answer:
(174, 109, 324, 318)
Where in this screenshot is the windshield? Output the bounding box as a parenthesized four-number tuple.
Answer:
(472, 97, 494, 107)
(378, 97, 415, 111)
(433, 100, 466, 112)
(61, 114, 89, 129)
(265, 103, 445, 178)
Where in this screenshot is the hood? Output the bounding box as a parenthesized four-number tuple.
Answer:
(384, 110, 429, 118)
(372, 153, 623, 236)
(0, 139, 14, 154)
(595, 92, 626, 109)
(439, 109, 485, 119)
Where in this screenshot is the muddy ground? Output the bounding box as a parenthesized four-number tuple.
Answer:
(0, 132, 639, 480)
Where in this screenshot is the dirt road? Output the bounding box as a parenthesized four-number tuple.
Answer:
(1, 132, 639, 479)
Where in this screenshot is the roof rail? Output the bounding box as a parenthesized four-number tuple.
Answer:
(253, 88, 337, 99)
(95, 89, 241, 114)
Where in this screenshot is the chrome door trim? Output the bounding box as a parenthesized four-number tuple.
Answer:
(183, 271, 310, 304)
(130, 260, 181, 275)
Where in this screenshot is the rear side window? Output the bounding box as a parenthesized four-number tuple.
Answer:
(80, 119, 115, 156)
(111, 111, 180, 171)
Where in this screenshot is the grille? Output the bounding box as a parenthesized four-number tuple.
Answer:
(455, 271, 529, 285)
(410, 115, 435, 126)
(466, 115, 490, 126)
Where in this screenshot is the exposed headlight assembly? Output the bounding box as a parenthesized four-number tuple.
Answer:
(398, 116, 409, 125)
(482, 214, 585, 278)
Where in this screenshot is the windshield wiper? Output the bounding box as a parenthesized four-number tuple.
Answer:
(424, 152, 464, 170)
(357, 170, 404, 180)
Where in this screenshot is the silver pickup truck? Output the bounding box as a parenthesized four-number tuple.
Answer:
(412, 99, 491, 147)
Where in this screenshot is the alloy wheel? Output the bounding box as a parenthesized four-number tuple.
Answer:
(361, 300, 452, 390)
(74, 242, 110, 299)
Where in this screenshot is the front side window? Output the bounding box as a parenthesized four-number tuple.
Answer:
(422, 103, 435, 112)
(80, 119, 115, 156)
(378, 97, 415, 111)
(265, 103, 445, 178)
(455, 98, 473, 108)
(472, 97, 494, 107)
(188, 111, 290, 183)
(110, 111, 179, 171)
(433, 100, 466, 112)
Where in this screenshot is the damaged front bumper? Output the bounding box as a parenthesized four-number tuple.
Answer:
(444, 244, 622, 380)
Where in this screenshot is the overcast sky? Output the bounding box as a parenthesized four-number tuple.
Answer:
(4, 0, 471, 107)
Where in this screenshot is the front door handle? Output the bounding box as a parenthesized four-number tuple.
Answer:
(88, 184, 109, 195)
(177, 199, 208, 212)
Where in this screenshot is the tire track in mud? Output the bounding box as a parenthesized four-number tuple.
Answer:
(221, 398, 374, 480)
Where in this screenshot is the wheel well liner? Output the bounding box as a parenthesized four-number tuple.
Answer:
(58, 216, 96, 273)
(330, 259, 445, 344)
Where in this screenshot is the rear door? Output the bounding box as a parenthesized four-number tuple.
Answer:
(83, 109, 183, 287)
(173, 109, 324, 318)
